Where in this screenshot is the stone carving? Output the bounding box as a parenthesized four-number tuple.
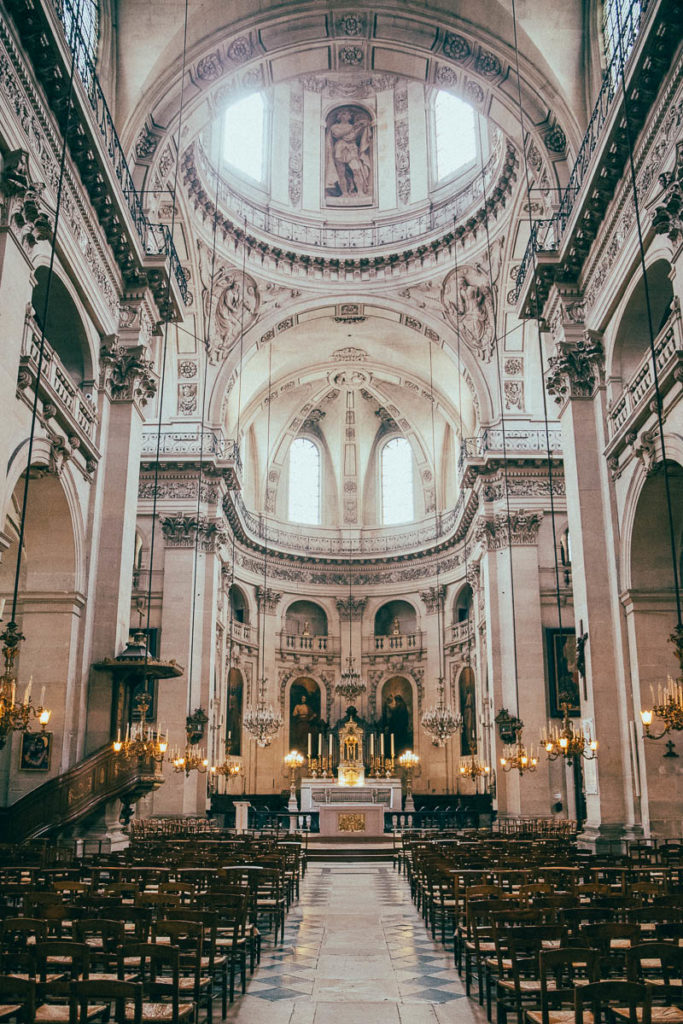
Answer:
(324, 104, 374, 207)
(336, 597, 368, 620)
(504, 358, 523, 376)
(227, 36, 253, 63)
(338, 45, 364, 66)
(475, 49, 502, 77)
(652, 139, 683, 244)
(196, 52, 223, 81)
(420, 586, 446, 612)
(504, 380, 524, 410)
(197, 242, 259, 362)
(178, 360, 197, 379)
(466, 563, 482, 592)
(335, 13, 367, 35)
(289, 86, 303, 208)
(442, 32, 472, 62)
(476, 510, 543, 550)
(301, 74, 396, 98)
(100, 341, 156, 405)
(1, 150, 53, 249)
(435, 64, 458, 88)
(255, 587, 281, 613)
(135, 126, 158, 160)
(178, 383, 198, 415)
(332, 346, 368, 362)
(464, 80, 485, 106)
(544, 122, 567, 153)
(138, 477, 218, 502)
(441, 238, 504, 361)
(394, 88, 410, 205)
(631, 427, 660, 476)
(47, 430, 77, 477)
(545, 334, 604, 405)
(160, 514, 228, 551)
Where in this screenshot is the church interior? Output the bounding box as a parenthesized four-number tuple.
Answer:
(0, 0, 682, 1020)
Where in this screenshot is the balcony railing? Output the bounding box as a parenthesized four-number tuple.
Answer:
(140, 426, 241, 487)
(19, 315, 99, 460)
(607, 305, 683, 444)
(365, 633, 423, 655)
(448, 619, 474, 646)
(514, 0, 655, 308)
(459, 428, 563, 472)
(227, 621, 256, 646)
(278, 633, 340, 655)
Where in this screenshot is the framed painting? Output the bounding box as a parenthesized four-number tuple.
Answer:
(546, 628, 580, 717)
(19, 730, 51, 771)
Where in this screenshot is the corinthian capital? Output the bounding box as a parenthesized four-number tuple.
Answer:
(256, 586, 282, 613)
(100, 340, 156, 405)
(336, 596, 367, 620)
(1, 150, 53, 250)
(652, 140, 683, 245)
(475, 509, 543, 550)
(419, 585, 446, 613)
(545, 331, 604, 407)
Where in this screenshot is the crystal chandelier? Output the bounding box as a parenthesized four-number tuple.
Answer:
(459, 754, 491, 781)
(244, 676, 283, 747)
(112, 693, 167, 764)
(640, 676, 683, 739)
(335, 656, 367, 701)
(542, 702, 598, 764)
(421, 675, 462, 747)
(0, 621, 51, 750)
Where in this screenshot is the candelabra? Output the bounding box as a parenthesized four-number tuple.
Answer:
(421, 677, 462, 747)
(171, 745, 209, 776)
(459, 754, 491, 782)
(112, 693, 167, 764)
(0, 621, 51, 749)
(398, 749, 419, 811)
(213, 756, 244, 778)
(243, 677, 283, 747)
(284, 749, 305, 811)
(641, 677, 683, 740)
(499, 729, 538, 775)
(542, 702, 597, 764)
(335, 656, 367, 702)
(368, 755, 395, 778)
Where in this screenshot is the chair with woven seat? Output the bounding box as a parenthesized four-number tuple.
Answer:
(575, 980, 651, 1024)
(1, 920, 49, 976)
(254, 867, 286, 947)
(579, 924, 641, 979)
(0, 975, 36, 1024)
(115, 945, 194, 1024)
(165, 909, 228, 1017)
(31, 942, 100, 1024)
(524, 946, 600, 1024)
(623, 943, 683, 1024)
(493, 923, 566, 1024)
(69, 980, 142, 1024)
(151, 921, 211, 1024)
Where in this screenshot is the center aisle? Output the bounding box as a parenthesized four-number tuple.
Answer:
(227, 862, 487, 1024)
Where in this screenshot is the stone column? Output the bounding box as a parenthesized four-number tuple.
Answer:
(418, 584, 449, 792)
(544, 284, 637, 848)
(84, 297, 158, 754)
(479, 510, 551, 818)
(152, 514, 225, 816)
(252, 586, 282, 794)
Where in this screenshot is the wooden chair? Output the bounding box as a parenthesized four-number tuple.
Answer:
(0, 975, 36, 1024)
(493, 924, 566, 1024)
(165, 910, 228, 1018)
(579, 924, 640, 979)
(625, 943, 683, 1024)
(150, 921, 210, 1024)
(69, 980, 142, 1024)
(525, 946, 600, 1024)
(575, 980, 651, 1024)
(116, 945, 194, 1024)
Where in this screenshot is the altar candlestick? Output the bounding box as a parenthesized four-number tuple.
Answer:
(391, 733, 395, 758)
(308, 733, 312, 758)
(328, 733, 332, 758)
(318, 733, 322, 757)
(370, 733, 374, 757)
(380, 733, 384, 757)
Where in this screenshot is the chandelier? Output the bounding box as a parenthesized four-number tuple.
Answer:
(542, 702, 597, 763)
(422, 675, 463, 746)
(0, 621, 51, 749)
(641, 676, 683, 739)
(500, 729, 538, 775)
(335, 656, 367, 701)
(459, 754, 491, 781)
(171, 745, 210, 776)
(112, 693, 167, 764)
(244, 676, 283, 747)
(213, 755, 243, 778)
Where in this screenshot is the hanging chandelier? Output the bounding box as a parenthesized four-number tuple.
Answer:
(244, 676, 283, 747)
(0, 621, 51, 750)
(459, 754, 491, 781)
(422, 675, 463, 747)
(542, 702, 597, 763)
(500, 729, 538, 775)
(171, 745, 210, 776)
(113, 693, 167, 764)
(213, 755, 243, 778)
(335, 656, 367, 701)
(640, 677, 683, 739)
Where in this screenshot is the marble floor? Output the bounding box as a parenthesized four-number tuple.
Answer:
(226, 862, 489, 1024)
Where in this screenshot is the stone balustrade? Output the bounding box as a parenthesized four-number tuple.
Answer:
(278, 633, 340, 655)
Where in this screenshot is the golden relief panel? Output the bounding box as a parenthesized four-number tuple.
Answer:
(338, 813, 366, 832)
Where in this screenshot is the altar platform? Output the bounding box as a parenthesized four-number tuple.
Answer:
(299, 777, 403, 837)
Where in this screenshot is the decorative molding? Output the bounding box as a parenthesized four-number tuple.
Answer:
(545, 333, 604, 406)
(1, 149, 53, 250)
(441, 237, 504, 362)
(177, 382, 198, 415)
(419, 585, 446, 612)
(255, 586, 282, 613)
(160, 513, 228, 551)
(652, 138, 683, 244)
(197, 240, 259, 363)
(475, 509, 543, 550)
(394, 85, 410, 206)
(99, 341, 156, 405)
(336, 596, 368, 620)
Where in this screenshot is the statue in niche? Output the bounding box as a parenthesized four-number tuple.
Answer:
(441, 237, 504, 363)
(324, 105, 374, 207)
(459, 666, 477, 755)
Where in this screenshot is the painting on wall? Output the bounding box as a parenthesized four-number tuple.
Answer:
(459, 666, 477, 755)
(546, 628, 580, 717)
(324, 104, 374, 208)
(226, 667, 243, 756)
(19, 731, 51, 771)
(289, 677, 322, 754)
(380, 676, 414, 756)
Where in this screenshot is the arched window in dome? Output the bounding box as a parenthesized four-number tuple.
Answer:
(601, 0, 641, 66)
(223, 92, 266, 183)
(433, 92, 476, 182)
(288, 438, 321, 525)
(381, 437, 414, 525)
(59, 0, 99, 79)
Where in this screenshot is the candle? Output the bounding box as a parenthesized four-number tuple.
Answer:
(308, 733, 311, 757)
(328, 733, 332, 757)
(370, 733, 374, 757)
(39, 686, 45, 709)
(0, 598, 5, 619)
(117, 727, 121, 742)
(391, 733, 395, 758)
(318, 733, 322, 757)
(380, 733, 384, 757)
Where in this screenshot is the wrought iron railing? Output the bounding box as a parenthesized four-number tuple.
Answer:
(513, 0, 651, 304)
(50, 0, 188, 305)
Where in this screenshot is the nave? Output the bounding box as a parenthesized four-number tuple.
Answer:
(228, 862, 477, 1024)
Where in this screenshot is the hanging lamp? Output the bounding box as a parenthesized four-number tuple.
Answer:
(335, 574, 367, 702)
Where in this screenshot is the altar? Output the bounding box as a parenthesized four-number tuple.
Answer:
(299, 778, 403, 836)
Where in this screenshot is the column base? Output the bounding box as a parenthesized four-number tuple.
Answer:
(578, 821, 644, 854)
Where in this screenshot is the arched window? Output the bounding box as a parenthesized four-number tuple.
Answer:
(433, 91, 476, 182)
(60, 0, 99, 79)
(601, 0, 642, 66)
(288, 438, 321, 525)
(223, 93, 266, 182)
(381, 438, 414, 525)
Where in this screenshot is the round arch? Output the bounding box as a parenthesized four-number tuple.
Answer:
(30, 259, 99, 385)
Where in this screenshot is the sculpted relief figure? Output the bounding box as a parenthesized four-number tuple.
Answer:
(325, 105, 374, 207)
(197, 241, 259, 362)
(441, 237, 504, 362)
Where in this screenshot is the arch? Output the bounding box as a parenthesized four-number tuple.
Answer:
(374, 600, 417, 637)
(380, 436, 415, 525)
(226, 666, 244, 755)
(379, 676, 414, 757)
(458, 665, 477, 755)
(286, 437, 321, 525)
(31, 266, 95, 385)
(228, 583, 250, 624)
(607, 259, 674, 392)
(452, 583, 474, 623)
(289, 676, 323, 755)
(629, 461, 683, 595)
(285, 600, 328, 637)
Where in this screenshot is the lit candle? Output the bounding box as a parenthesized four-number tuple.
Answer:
(391, 733, 395, 758)
(328, 733, 332, 757)
(318, 733, 322, 757)
(370, 733, 374, 757)
(308, 733, 311, 757)
(125, 722, 130, 741)
(117, 727, 121, 742)
(380, 733, 384, 757)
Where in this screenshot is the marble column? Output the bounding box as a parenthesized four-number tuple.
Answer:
(544, 284, 637, 848)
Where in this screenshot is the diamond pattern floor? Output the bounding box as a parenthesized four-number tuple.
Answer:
(225, 863, 488, 1023)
